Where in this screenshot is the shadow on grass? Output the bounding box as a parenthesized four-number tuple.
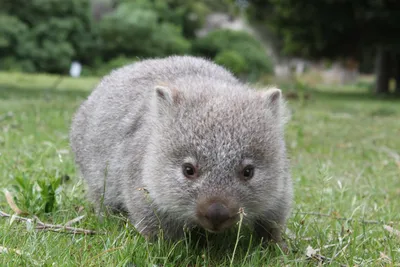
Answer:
(0, 84, 91, 100)
(283, 81, 400, 117)
(309, 89, 400, 102)
(98, 209, 286, 265)
(284, 79, 400, 103)
(145, 227, 284, 265)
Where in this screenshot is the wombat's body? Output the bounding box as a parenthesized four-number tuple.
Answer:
(70, 56, 293, 246)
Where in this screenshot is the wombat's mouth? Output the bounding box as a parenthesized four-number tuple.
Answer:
(198, 215, 240, 233)
(196, 197, 240, 233)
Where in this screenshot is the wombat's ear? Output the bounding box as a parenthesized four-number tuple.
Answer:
(152, 85, 181, 114)
(155, 85, 175, 105)
(260, 87, 290, 124)
(263, 88, 282, 106)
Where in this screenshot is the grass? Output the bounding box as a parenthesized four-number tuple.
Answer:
(0, 71, 399, 266)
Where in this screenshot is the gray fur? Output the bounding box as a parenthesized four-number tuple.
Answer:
(70, 55, 293, 245)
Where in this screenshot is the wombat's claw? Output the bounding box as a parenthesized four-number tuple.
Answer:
(278, 241, 289, 254)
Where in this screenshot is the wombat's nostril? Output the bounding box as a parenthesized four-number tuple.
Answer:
(205, 202, 230, 226)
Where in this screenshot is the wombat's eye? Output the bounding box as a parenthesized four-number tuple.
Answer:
(182, 163, 197, 179)
(241, 165, 254, 180)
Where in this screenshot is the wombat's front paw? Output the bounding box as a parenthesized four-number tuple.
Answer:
(132, 221, 163, 241)
(277, 240, 289, 254)
(256, 231, 290, 254)
(137, 225, 186, 243)
(139, 229, 158, 242)
(254, 220, 290, 253)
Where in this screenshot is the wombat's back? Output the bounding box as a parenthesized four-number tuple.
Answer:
(69, 56, 240, 208)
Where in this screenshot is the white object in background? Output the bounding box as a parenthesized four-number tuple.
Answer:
(70, 61, 82, 78)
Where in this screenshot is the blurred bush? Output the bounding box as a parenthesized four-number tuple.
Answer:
(160, 0, 210, 38)
(0, 0, 99, 74)
(0, 0, 275, 82)
(192, 29, 273, 81)
(82, 56, 137, 77)
(0, 14, 36, 72)
(214, 50, 247, 76)
(0, 0, 209, 75)
(84, 0, 210, 75)
(99, 1, 191, 60)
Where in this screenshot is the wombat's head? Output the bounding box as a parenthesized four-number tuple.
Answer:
(142, 82, 290, 233)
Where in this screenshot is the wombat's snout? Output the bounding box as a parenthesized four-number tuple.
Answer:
(204, 202, 230, 227)
(196, 198, 239, 232)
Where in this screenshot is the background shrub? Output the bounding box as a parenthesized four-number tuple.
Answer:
(99, 1, 191, 60)
(82, 56, 138, 77)
(0, 0, 273, 82)
(0, 0, 99, 74)
(192, 29, 273, 81)
(214, 50, 247, 76)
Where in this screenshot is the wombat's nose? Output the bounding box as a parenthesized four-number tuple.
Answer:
(205, 202, 230, 226)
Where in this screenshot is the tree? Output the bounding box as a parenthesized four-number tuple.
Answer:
(0, 0, 99, 73)
(248, 0, 400, 95)
(192, 29, 273, 81)
(98, 0, 191, 60)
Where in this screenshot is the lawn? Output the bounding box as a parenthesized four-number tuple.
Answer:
(0, 71, 399, 266)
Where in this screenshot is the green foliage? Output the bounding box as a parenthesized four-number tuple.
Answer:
(249, 0, 400, 61)
(10, 173, 63, 214)
(0, 57, 36, 73)
(1, 0, 281, 81)
(117, 0, 210, 39)
(19, 18, 76, 73)
(0, 0, 99, 73)
(149, 23, 191, 57)
(162, 0, 211, 38)
(0, 14, 37, 72)
(82, 56, 138, 77)
(214, 50, 247, 75)
(192, 29, 273, 80)
(267, 0, 361, 59)
(0, 14, 28, 55)
(99, 1, 191, 60)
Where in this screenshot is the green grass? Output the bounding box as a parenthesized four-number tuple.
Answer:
(1, 71, 399, 266)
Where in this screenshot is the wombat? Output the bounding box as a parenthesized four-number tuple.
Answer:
(70, 55, 293, 248)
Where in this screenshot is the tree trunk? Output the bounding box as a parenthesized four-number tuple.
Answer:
(375, 47, 391, 94)
(395, 54, 400, 95)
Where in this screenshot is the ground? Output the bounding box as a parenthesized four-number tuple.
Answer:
(0, 72, 399, 266)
